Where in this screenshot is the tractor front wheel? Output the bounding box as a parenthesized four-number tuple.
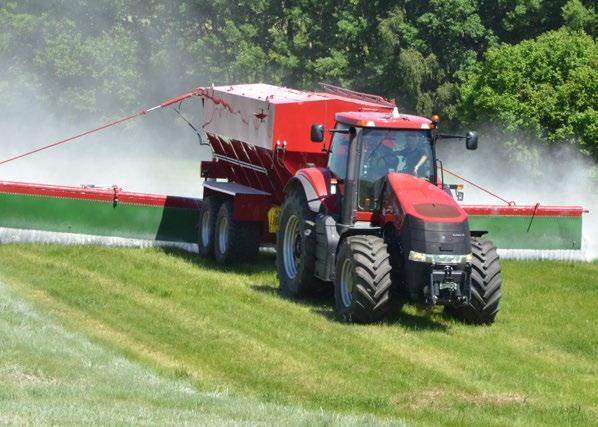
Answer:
(214, 200, 260, 264)
(445, 237, 502, 324)
(334, 235, 393, 323)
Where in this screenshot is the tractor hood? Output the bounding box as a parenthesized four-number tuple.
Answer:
(385, 172, 471, 257)
(386, 173, 468, 223)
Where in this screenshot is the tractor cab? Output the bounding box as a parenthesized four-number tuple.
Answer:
(315, 111, 439, 225)
(328, 125, 435, 211)
(312, 110, 478, 226)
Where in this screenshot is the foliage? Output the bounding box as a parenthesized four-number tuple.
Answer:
(0, 0, 596, 158)
(461, 28, 598, 159)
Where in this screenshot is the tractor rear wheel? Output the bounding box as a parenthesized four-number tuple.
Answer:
(276, 190, 317, 297)
(214, 200, 260, 265)
(445, 237, 502, 324)
(197, 196, 222, 258)
(334, 235, 393, 323)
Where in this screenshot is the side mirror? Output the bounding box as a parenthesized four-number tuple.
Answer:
(465, 131, 478, 150)
(310, 124, 324, 143)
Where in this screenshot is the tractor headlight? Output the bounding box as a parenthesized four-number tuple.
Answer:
(408, 251, 428, 263)
(409, 251, 473, 265)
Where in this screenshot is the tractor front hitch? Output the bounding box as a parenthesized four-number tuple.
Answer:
(424, 264, 471, 306)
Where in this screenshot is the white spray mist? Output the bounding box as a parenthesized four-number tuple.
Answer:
(437, 131, 597, 261)
(0, 90, 210, 198)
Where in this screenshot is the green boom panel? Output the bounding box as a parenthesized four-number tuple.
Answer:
(0, 187, 584, 250)
(0, 193, 198, 243)
(468, 214, 582, 250)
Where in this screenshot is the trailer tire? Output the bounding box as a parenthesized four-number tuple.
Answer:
(197, 196, 222, 258)
(214, 201, 260, 264)
(334, 235, 393, 323)
(445, 238, 502, 324)
(276, 190, 317, 297)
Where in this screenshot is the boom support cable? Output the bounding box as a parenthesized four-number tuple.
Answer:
(172, 101, 209, 146)
(0, 90, 199, 167)
(442, 167, 515, 206)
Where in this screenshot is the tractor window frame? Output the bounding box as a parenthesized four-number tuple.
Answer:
(326, 123, 351, 181)
(357, 129, 435, 212)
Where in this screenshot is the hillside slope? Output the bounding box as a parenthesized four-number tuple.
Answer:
(0, 280, 397, 425)
(0, 245, 596, 426)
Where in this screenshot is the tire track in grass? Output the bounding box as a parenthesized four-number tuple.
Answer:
(0, 280, 403, 426)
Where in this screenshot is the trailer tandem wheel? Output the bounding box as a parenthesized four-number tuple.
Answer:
(214, 200, 260, 264)
(197, 196, 223, 258)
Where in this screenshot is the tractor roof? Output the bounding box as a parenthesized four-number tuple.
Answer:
(335, 111, 434, 130)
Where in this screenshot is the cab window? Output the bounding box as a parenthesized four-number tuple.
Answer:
(358, 129, 434, 211)
(327, 123, 351, 180)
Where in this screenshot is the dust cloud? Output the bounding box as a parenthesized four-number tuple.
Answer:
(0, 66, 210, 198)
(0, 3, 211, 198)
(436, 131, 597, 261)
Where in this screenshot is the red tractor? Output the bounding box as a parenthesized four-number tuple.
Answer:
(197, 84, 501, 324)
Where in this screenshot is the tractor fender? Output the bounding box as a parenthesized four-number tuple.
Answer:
(284, 168, 330, 213)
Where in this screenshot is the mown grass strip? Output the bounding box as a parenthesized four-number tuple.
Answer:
(0, 280, 400, 426)
(0, 244, 596, 426)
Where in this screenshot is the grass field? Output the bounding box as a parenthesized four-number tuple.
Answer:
(0, 244, 596, 426)
(0, 281, 394, 425)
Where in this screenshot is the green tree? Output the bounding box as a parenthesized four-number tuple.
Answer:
(461, 28, 598, 159)
(376, 0, 495, 121)
(561, 0, 597, 36)
(478, 0, 597, 42)
(2, 0, 596, 140)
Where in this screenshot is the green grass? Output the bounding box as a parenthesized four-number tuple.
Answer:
(0, 244, 596, 426)
(0, 271, 398, 426)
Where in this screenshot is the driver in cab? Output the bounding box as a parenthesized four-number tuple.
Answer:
(364, 131, 430, 179)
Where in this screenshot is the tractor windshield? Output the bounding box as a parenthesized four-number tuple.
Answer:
(358, 129, 433, 210)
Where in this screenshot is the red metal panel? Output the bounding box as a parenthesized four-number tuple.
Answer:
(296, 168, 331, 199)
(463, 205, 584, 217)
(272, 99, 388, 155)
(0, 181, 200, 209)
(233, 194, 271, 222)
(355, 212, 374, 222)
(202, 84, 392, 156)
(200, 160, 229, 179)
(387, 173, 468, 224)
(202, 137, 324, 205)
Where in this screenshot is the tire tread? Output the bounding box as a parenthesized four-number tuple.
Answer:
(335, 235, 393, 323)
(445, 237, 502, 324)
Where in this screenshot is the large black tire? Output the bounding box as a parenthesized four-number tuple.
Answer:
(214, 200, 260, 265)
(445, 237, 502, 324)
(197, 196, 222, 258)
(334, 235, 393, 323)
(276, 190, 317, 297)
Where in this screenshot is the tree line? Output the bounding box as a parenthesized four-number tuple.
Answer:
(1, 0, 596, 163)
